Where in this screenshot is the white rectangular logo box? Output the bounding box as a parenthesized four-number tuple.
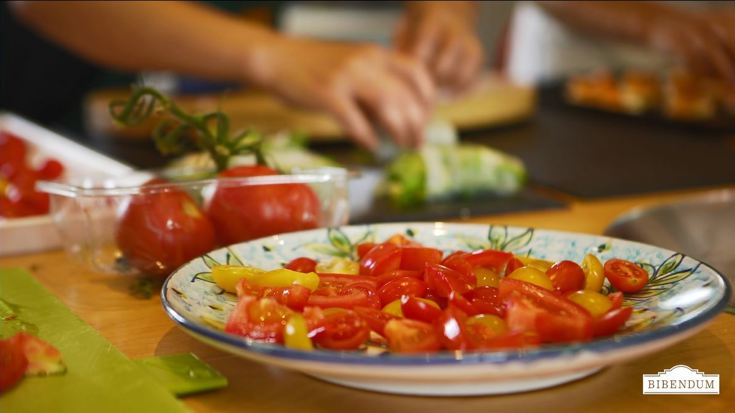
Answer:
(643, 365, 720, 395)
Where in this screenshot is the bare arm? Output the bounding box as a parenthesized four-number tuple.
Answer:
(10, 1, 435, 150)
(538, 1, 735, 83)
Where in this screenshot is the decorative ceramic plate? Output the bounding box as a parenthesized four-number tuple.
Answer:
(162, 223, 731, 396)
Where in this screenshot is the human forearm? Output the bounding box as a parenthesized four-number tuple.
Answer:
(10, 1, 276, 84)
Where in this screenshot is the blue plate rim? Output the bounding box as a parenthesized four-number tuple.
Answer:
(161, 223, 732, 366)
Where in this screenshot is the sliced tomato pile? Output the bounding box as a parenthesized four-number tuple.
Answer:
(0, 333, 65, 393)
(222, 236, 647, 353)
(0, 131, 65, 218)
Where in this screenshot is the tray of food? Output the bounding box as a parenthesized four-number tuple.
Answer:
(563, 69, 735, 129)
(0, 113, 133, 256)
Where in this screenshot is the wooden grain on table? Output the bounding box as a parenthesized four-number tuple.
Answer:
(1, 186, 733, 413)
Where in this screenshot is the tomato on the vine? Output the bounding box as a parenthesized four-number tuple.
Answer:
(116, 179, 216, 277)
(207, 165, 321, 244)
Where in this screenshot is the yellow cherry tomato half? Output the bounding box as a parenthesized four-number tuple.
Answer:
(284, 314, 313, 351)
(465, 314, 507, 336)
(582, 254, 605, 292)
(211, 265, 264, 293)
(474, 266, 501, 287)
(517, 256, 554, 272)
(508, 266, 554, 290)
(382, 297, 439, 317)
(567, 290, 613, 318)
(250, 268, 320, 292)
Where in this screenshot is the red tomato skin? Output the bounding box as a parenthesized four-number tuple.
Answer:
(604, 259, 649, 293)
(317, 273, 379, 289)
(441, 251, 477, 281)
(400, 296, 443, 323)
(608, 292, 624, 309)
(116, 179, 217, 277)
(464, 286, 505, 317)
(465, 249, 513, 273)
(546, 260, 586, 294)
(384, 319, 442, 353)
(359, 243, 402, 275)
(504, 257, 524, 276)
(400, 247, 443, 271)
(0, 335, 28, 393)
(434, 306, 469, 350)
(307, 285, 380, 309)
(377, 276, 428, 306)
(310, 310, 370, 350)
(375, 270, 422, 288)
(447, 292, 479, 316)
(207, 165, 321, 245)
(284, 257, 318, 273)
(37, 159, 64, 180)
(593, 306, 633, 338)
(356, 242, 376, 260)
(424, 264, 475, 298)
(353, 306, 398, 336)
(236, 280, 311, 311)
(225, 297, 291, 343)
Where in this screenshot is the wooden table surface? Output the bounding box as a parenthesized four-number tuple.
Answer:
(1, 185, 733, 413)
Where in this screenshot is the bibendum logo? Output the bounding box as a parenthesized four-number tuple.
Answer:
(643, 365, 720, 395)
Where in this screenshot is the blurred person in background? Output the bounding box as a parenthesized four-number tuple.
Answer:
(1, 1, 484, 151)
(504, 1, 735, 85)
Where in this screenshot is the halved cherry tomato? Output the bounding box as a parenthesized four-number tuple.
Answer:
(465, 249, 513, 273)
(310, 310, 370, 350)
(225, 297, 292, 343)
(604, 259, 649, 293)
(474, 266, 501, 287)
(116, 178, 217, 277)
(308, 284, 380, 309)
(608, 291, 624, 309)
(400, 247, 443, 271)
(546, 260, 586, 294)
(447, 291, 479, 316)
(353, 306, 399, 336)
(285, 257, 318, 273)
(317, 273, 378, 289)
(465, 314, 507, 349)
(0, 335, 28, 393)
(37, 159, 64, 180)
(360, 243, 402, 276)
(377, 276, 428, 306)
(375, 270, 422, 288)
(508, 266, 553, 290)
(464, 286, 504, 317)
(504, 257, 525, 276)
(441, 251, 476, 281)
(424, 263, 475, 298)
(593, 306, 633, 338)
(356, 242, 376, 259)
(400, 296, 443, 323)
(582, 254, 605, 292)
(434, 306, 469, 350)
(567, 290, 613, 318)
(236, 279, 311, 311)
(384, 319, 441, 353)
(500, 278, 593, 343)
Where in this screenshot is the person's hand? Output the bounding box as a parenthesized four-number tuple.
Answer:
(394, 1, 484, 93)
(645, 9, 735, 84)
(251, 37, 434, 151)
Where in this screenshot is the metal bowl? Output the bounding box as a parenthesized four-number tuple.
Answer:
(605, 189, 735, 305)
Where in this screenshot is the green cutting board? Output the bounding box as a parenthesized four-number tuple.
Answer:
(0, 268, 192, 413)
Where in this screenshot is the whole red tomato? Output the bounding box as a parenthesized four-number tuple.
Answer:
(207, 165, 321, 244)
(116, 178, 217, 277)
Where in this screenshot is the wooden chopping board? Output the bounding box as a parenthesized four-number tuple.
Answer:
(85, 73, 535, 141)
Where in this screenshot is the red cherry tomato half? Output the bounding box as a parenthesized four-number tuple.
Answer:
(317, 273, 379, 289)
(465, 249, 513, 273)
(116, 179, 217, 277)
(237, 279, 311, 311)
(441, 251, 476, 280)
(593, 306, 633, 338)
(447, 291, 479, 316)
(310, 310, 370, 350)
(608, 291, 624, 309)
(360, 242, 402, 276)
(546, 260, 586, 294)
(400, 247, 443, 271)
(307, 285, 380, 309)
(377, 276, 428, 306)
(285, 257, 318, 273)
(375, 270, 422, 288)
(225, 297, 292, 343)
(384, 319, 441, 353)
(356, 242, 376, 260)
(400, 295, 443, 323)
(207, 165, 321, 245)
(603, 259, 649, 293)
(424, 263, 474, 298)
(434, 306, 469, 350)
(353, 306, 398, 336)
(0, 335, 28, 393)
(504, 257, 524, 276)
(37, 159, 64, 180)
(464, 286, 505, 317)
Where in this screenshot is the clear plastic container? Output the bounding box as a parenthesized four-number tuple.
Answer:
(37, 167, 349, 275)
